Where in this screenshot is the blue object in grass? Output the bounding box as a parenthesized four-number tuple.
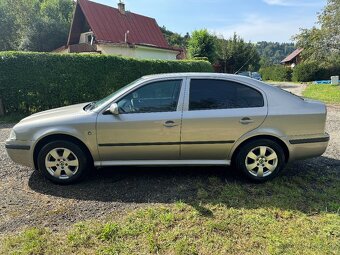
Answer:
(313, 80, 331, 84)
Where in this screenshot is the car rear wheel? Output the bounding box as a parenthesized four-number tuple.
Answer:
(235, 139, 286, 182)
(37, 140, 89, 184)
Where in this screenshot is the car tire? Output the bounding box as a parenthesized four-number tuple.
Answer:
(235, 139, 286, 182)
(37, 140, 89, 184)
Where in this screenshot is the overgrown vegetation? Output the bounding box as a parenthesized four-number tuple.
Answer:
(160, 26, 190, 49)
(303, 85, 340, 104)
(187, 29, 217, 63)
(293, 0, 339, 64)
(292, 62, 340, 82)
(260, 62, 340, 82)
(0, 52, 212, 115)
(216, 33, 260, 73)
(259, 65, 292, 81)
(0, 0, 73, 52)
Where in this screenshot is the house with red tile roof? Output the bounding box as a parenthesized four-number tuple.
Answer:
(281, 48, 303, 68)
(54, 0, 181, 60)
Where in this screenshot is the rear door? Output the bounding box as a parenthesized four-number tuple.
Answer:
(180, 78, 267, 160)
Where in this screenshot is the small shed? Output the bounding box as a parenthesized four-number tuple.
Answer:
(281, 48, 303, 68)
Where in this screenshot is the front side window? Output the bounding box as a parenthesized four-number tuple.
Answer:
(189, 79, 264, 111)
(117, 80, 182, 113)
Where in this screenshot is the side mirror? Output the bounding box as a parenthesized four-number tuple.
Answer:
(109, 103, 119, 115)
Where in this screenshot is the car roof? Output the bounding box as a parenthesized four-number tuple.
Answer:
(142, 72, 262, 86)
(143, 72, 237, 79)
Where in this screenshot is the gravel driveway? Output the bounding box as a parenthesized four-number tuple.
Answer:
(0, 83, 339, 235)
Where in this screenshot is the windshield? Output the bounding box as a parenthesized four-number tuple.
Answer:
(88, 78, 144, 111)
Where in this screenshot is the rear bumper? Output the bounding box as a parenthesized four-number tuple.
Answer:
(5, 140, 35, 168)
(288, 133, 329, 161)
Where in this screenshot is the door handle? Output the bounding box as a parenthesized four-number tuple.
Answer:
(163, 120, 178, 127)
(239, 117, 254, 124)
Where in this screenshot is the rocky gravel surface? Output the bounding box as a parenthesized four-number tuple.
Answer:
(0, 84, 339, 235)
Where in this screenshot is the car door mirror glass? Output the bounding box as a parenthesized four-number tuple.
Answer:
(109, 103, 119, 115)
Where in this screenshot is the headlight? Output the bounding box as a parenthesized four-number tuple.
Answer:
(9, 129, 16, 140)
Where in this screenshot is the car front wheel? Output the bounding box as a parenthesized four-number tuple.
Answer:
(37, 140, 89, 184)
(235, 139, 286, 182)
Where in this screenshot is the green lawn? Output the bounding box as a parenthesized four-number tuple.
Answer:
(1, 167, 339, 255)
(303, 85, 340, 104)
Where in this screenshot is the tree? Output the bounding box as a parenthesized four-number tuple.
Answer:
(0, 0, 74, 52)
(188, 29, 217, 63)
(160, 26, 190, 49)
(0, 0, 20, 50)
(293, 0, 340, 63)
(215, 33, 260, 73)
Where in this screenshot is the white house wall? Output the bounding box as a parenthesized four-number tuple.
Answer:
(97, 44, 134, 57)
(134, 46, 178, 60)
(97, 44, 178, 60)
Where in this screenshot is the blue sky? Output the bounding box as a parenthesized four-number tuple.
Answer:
(93, 0, 325, 42)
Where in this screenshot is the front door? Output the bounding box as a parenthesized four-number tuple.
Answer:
(181, 78, 267, 160)
(96, 79, 184, 163)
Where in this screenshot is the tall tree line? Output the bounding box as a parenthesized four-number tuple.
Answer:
(162, 28, 296, 72)
(0, 0, 74, 52)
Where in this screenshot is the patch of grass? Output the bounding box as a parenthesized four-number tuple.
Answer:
(1, 162, 339, 254)
(0, 114, 26, 124)
(201, 166, 339, 213)
(303, 84, 340, 104)
(1, 203, 339, 255)
(0, 228, 56, 254)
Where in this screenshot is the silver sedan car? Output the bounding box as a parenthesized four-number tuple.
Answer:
(5, 73, 329, 184)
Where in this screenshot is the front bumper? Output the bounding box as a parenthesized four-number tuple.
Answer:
(288, 133, 330, 161)
(5, 139, 35, 168)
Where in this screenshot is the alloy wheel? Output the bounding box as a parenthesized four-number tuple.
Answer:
(245, 146, 278, 177)
(45, 148, 79, 179)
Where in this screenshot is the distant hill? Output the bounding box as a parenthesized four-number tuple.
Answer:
(256, 41, 296, 66)
(160, 26, 190, 49)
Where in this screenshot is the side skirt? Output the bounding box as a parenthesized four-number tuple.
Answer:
(94, 160, 231, 167)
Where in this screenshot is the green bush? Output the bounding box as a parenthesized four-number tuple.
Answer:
(291, 62, 319, 82)
(292, 62, 340, 82)
(0, 52, 212, 115)
(259, 65, 292, 81)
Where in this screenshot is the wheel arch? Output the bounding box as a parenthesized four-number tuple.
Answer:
(230, 135, 290, 165)
(33, 134, 94, 170)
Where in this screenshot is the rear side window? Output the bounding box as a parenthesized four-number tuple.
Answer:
(189, 79, 264, 111)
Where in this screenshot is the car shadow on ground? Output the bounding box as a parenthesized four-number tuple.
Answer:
(28, 156, 340, 214)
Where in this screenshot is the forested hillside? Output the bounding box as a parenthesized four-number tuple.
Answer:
(256, 41, 295, 66)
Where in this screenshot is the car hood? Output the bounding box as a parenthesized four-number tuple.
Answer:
(20, 103, 89, 124)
